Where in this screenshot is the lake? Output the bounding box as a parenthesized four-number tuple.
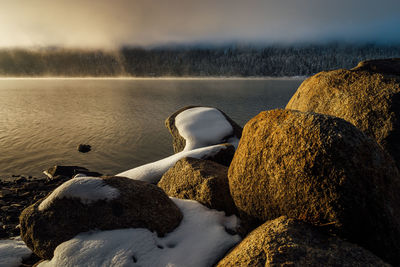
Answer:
(0, 78, 303, 178)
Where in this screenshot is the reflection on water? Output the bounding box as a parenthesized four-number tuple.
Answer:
(0, 78, 303, 177)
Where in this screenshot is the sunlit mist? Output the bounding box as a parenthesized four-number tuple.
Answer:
(0, 0, 399, 48)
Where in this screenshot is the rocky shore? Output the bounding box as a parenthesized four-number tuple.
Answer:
(0, 176, 71, 239)
(2, 58, 400, 266)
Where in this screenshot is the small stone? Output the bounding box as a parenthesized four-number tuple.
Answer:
(19, 192, 31, 197)
(0, 227, 7, 238)
(23, 182, 38, 190)
(0, 189, 12, 198)
(1, 206, 10, 211)
(15, 177, 27, 184)
(77, 144, 91, 153)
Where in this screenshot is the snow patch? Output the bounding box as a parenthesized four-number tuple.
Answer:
(0, 237, 32, 267)
(117, 144, 227, 183)
(38, 177, 120, 211)
(37, 198, 241, 267)
(175, 107, 235, 151)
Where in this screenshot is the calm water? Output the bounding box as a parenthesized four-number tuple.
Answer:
(0, 78, 303, 178)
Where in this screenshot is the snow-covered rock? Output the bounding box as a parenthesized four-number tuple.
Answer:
(165, 106, 242, 153)
(117, 106, 241, 183)
(37, 198, 241, 267)
(175, 107, 238, 151)
(39, 177, 120, 211)
(20, 177, 183, 260)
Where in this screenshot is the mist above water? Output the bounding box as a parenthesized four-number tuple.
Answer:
(0, 0, 400, 49)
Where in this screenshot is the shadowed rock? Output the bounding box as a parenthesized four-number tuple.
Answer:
(19, 176, 182, 260)
(352, 58, 400, 76)
(158, 157, 237, 215)
(228, 109, 400, 264)
(43, 165, 102, 179)
(286, 58, 400, 169)
(217, 216, 390, 267)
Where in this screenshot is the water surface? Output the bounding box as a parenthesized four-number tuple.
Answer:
(0, 78, 303, 177)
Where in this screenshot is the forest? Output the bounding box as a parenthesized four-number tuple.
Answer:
(0, 43, 399, 77)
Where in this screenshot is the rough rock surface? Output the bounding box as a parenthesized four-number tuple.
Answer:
(19, 176, 183, 260)
(286, 58, 400, 168)
(165, 106, 242, 153)
(228, 109, 400, 264)
(217, 216, 390, 267)
(158, 157, 237, 215)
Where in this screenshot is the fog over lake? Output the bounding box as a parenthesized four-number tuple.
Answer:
(0, 78, 303, 177)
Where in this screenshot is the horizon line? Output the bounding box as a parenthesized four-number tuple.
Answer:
(0, 76, 307, 80)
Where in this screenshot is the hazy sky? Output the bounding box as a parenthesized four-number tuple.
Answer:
(1, 0, 399, 48)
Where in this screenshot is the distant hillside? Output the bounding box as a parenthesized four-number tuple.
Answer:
(1, 44, 400, 77)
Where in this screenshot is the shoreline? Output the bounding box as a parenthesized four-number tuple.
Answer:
(0, 76, 307, 80)
(0, 175, 71, 239)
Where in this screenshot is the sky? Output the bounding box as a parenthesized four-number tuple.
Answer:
(0, 0, 399, 49)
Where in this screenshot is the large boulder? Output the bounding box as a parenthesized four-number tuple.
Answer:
(286, 58, 400, 169)
(228, 109, 400, 264)
(217, 216, 390, 266)
(165, 106, 242, 153)
(19, 176, 182, 260)
(158, 157, 237, 215)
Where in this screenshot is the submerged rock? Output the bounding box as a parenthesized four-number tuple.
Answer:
(217, 216, 390, 266)
(286, 58, 400, 169)
(165, 106, 242, 153)
(77, 144, 91, 153)
(228, 109, 400, 264)
(19, 176, 183, 260)
(158, 157, 237, 215)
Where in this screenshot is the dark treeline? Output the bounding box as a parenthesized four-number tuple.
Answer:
(1, 43, 400, 77)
